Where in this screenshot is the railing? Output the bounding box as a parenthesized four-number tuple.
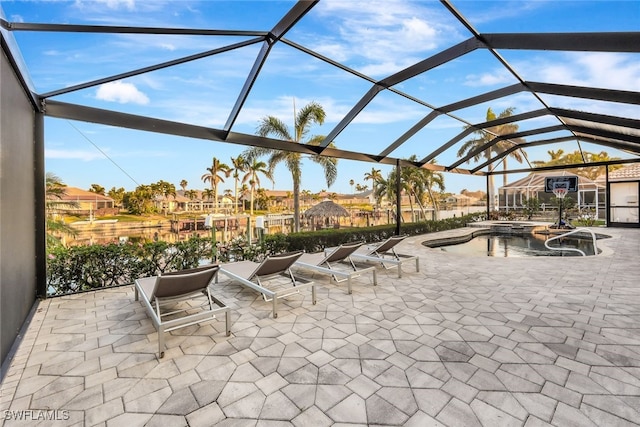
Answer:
(544, 227, 598, 256)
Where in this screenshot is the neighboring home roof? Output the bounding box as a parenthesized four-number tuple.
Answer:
(53, 187, 114, 202)
(500, 172, 602, 191)
(597, 164, 640, 182)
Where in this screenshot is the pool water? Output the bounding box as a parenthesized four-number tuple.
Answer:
(433, 233, 600, 257)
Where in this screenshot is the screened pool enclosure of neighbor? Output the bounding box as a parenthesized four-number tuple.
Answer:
(1, 0, 640, 370)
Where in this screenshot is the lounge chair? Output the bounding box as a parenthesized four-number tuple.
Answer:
(135, 264, 230, 358)
(349, 235, 419, 278)
(294, 241, 377, 294)
(217, 251, 316, 318)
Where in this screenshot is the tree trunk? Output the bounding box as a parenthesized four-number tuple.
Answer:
(293, 177, 300, 232)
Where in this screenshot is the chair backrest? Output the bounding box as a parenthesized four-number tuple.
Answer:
(371, 235, 407, 254)
(322, 241, 364, 264)
(153, 265, 219, 299)
(250, 251, 303, 280)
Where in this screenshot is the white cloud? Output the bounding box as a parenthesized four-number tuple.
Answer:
(519, 52, 640, 91)
(95, 81, 150, 105)
(464, 69, 514, 87)
(81, 0, 136, 11)
(310, 0, 459, 78)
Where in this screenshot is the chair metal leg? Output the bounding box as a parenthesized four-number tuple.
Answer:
(272, 297, 278, 318)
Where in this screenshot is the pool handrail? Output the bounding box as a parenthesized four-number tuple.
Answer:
(544, 227, 598, 257)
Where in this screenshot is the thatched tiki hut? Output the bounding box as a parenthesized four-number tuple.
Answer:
(303, 200, 349, 230)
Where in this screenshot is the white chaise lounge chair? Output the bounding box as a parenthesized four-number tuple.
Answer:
(217, 251, 316, 318)
(294, 241, 377, 294)
(349, 235, 419, 278)
(135, 264, 230, 358)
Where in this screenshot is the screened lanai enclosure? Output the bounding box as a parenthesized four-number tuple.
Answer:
(1, 0, 640, 368)
(498, 171, 605, 219)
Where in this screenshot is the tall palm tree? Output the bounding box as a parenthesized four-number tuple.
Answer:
(456, 107, 524, 210)
(179, 179, 188, 192)
(202, 188, 215, 211)
(45, 172, 78, 248)
(242, 159, 273, 215)
(244, 101, 338, 232)
(201, 157, 231, 213)
(364, 167, 384, 207)
(230, 155, 247, 214)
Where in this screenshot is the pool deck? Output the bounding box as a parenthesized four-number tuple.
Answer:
(2, 226, 640, 426)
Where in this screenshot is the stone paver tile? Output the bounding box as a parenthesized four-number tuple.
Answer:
(229, 361, 264, 383)
(217, 382, 259, 407)
(85, 398, 125, 426)
(284, 363, 319, 384)
(325, 393, 367, 424)
(412, 389, 451, 417)
(581, 401, 640, 427)
(470, 398, 521, 427)
(376, 386, 418, 416)
(156, 387, 199, 415)
(551, 402, 599, 427)
(281, 384, 316, 411)
(403, 410, 446, 427)
(106, 412, 153, 427)
(185, 402, 226, 427)
(190, 380, 226, 407)
(469, 354, 500, 373)
(436, 397, 482, 427)
(124, 385, 173, 413)
(442, 378, 478, 403)
(306, 350, 334, 367)
(365, 393, 409, 425)
(260, 390, 301, 420)
(530, 364, 570, 386)
(64, 384, 104, 411)
(144, 414, 189, 427)
(523, 415, 554, 427)
(315, 385, 352, 412)
(541, 382, 582, 408)
(404, 365, 445, 388)
(220, 389, 265, 418)
(346, 374, 381, 399)
(318, 364, 351, 385)
(256, 372, 288, 395)
(496, 369, 543, 392)
(466, 368, 507, 391)
(292, 405, 332, 427)
(583, 394, 640, 425)
(476, 391, 528, 421)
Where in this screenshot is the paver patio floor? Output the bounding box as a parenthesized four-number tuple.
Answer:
(2, 227, 640, 426)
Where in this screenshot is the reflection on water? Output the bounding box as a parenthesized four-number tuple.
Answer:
(62, 226, 249, 246)
(438, 233, 600, 257)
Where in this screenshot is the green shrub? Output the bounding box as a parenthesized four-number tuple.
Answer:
(46, 216, 475, 296)
(46, 236, 210, 296)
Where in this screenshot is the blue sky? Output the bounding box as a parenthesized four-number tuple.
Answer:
(2, 0, 639, 195)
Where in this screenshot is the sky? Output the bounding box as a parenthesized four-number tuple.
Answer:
(1, 0, 639, 196)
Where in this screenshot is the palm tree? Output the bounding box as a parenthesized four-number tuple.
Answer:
(230, 155, 247, 214)
(45, 172, 78, 248)
(201, 157, 231, 213)
(244, 101, 338, 232)
(202, 188, 215, 211)
(456, 107, 524, 210)
(242, 159, 273, 215)
(364, 167, 384, 207)
(179, 179, 188, 192)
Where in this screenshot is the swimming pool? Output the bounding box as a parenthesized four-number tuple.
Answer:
(426, 232, 603, 257)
